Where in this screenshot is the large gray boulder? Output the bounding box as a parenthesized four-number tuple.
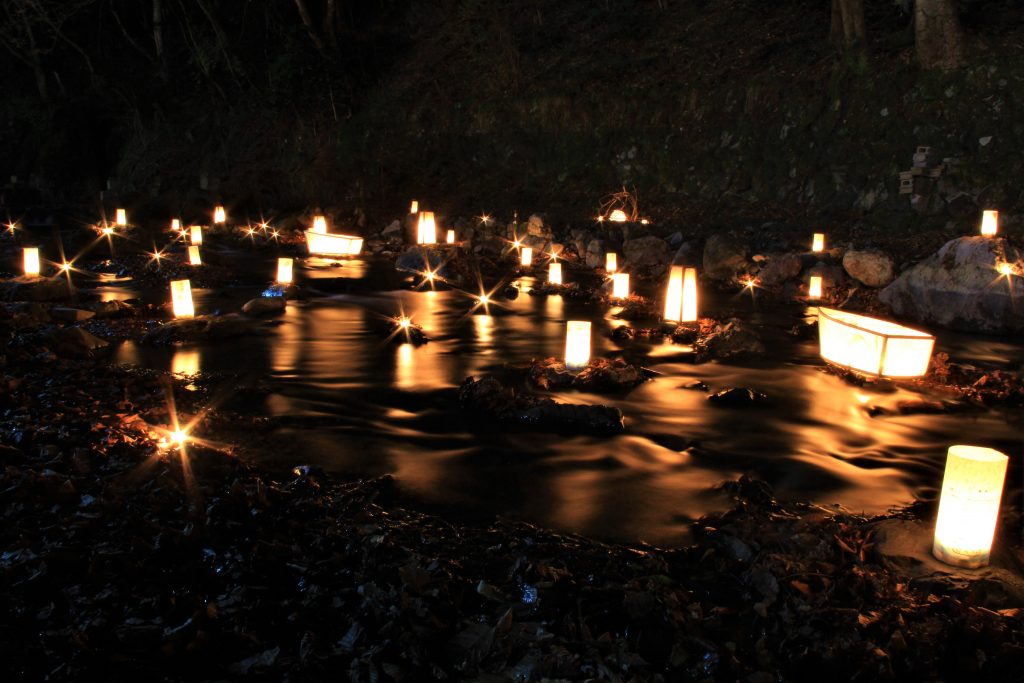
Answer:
(879, 236, 1023, 332)
(703, 234, 749, 281)
(843, 249, 895, 287)
(585, 239, 605, 269)
(623, 235, 670, 267)
(757, 253, 802, 286)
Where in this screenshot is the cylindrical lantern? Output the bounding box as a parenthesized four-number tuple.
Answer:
(664, 265, 684, 322)
(981, 210, 999, 237)
(606, 252, 617, 273)
(682, 267, 698, 322)
(190, 225, 203, 245)
(933, 445, 1009, 568)
(277, 257, 294, 284)
(812, 233, 825, 252)
(808, 275, 823, 300)
(549, 262, 562, 285)
(565, 321, 591, 368)
(312, 215, 327, 234)
(417, 212, 437, 244)
(171, 219, 181, 232)
(521, 247, 533, 266)
(410, 200, 419, 214)
(612, 272, 630, 299)
(188, 245, 202, 265)
(213, 206, 226, 224)
(170, 279, 195, 318)
(23, 247, 40, 276)
(115, 208, 127, 226)
(446, 229, 456, 244)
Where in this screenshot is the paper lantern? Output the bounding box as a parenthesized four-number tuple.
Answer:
(170, 279, 195, 318)
(549, 262, 562, 285)
(812, 233, 825, 252)
(171, 218, 181, 232)
(213, 206, 226, 224)
(606, 252, 617, 273)
(115, 208, 127, 226)
(312, 215, 327, 234)
(190, 225, 203, 245)
(664, 266, 698, 323)
(817, 307, 934, 378)
(565, 321, 591, 368)
(608, 209, 628, 223)
(23, 247, 40, 276)
(446, 229, 456, 244)
(410, 200, 419, 214)
(521, 247, 533, 267)
(305, 229, 360, 256)
(808, 275, 823, 300)
(417, 212, 437, 245)
(612, 272, 630, 299)
(981, 210, 998, 237)
(277, 257, 294, 284)
(188, 245, 202, 265)
(933, 445, 1008, 568)
(346, 237, 364, 256)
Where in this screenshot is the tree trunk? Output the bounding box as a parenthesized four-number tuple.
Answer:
(153, 0, 163, 58)
(915, 0, 965, 69)
(830, 0, 865, 50)
(293, 0, 327, 54)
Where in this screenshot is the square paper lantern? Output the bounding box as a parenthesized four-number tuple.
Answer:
(170, 279, 195, 318)
(521, 247, 533, 266)
(606, 252, 618, 273)
(188, 245, 202, 265)
(115, 208, 127, 226)
(664, 266, 698, 322)
(417, 212, 437, 245)
(345, 237, 364, 256)
(612, 272, 630, 299)
(305, 230, 353, 256)
(981, 210, 998, 237)
(171, 218, 181, 231)
(817, 307, 934, 377)
(190, 225, 203, 245)
(23, 247, 40, 276)
(410, 200, 419, 214)
(312, 215, 327, 234)
(933, 445, 1008, 568)
(549, 262, 562, 284)
(808, 275, 823, 300)
(812, 233, 825, 252)
(565, 321, 591, 368)
(213, 206, 226, 224)
(277, 257, 294, 284)
(447, 229, 456, 244)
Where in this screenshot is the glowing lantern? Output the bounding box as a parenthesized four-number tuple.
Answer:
(312, 215, 327, 234)
(115, 208, 127, 226)
(447, 229, 456, 244)
(188, 246, 202, 265)
(213, 206, 226, 224)
(664, 266, 698, 323)
(305, 229, 359, 256)
(549, 262, 562, 284)
(565, 321, 591, 368)
(606, 252, 617, 273)
(170, 279, 195, 318)
(345, 237, 364, 256)
(190, 225, 203, 245)
(812, 233, 825, 252)
(817, 307, 934, 378)
(981, 210, 998, 237)
(933, 445, 1008, 568)
(277, 257, 294, 284)
(612, 272, 630, 299)
(521, 247, 533, 266)
(808, 275, 823, 300)
(417, 212, 437, 245)
(23, 247, 40, 276)
(410, 200, 419, 214)
(608, 209, 628, 223)
(171, 218, 181, 231)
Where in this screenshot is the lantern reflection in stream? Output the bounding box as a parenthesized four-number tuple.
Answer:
(188, 246, 201, 265)
(981, 210, 999, 237)
(277, 257, 294, 284)
(933, 446, 1008, 568)
(170, 279, 195, 318)
(417, 212, 437, 245)
(549, 262, 562, 285)
(611, 272, 630, 299)
(817, 307, 934, 377)
(565, 321, 591, 368)
(23, 247, 40, 276)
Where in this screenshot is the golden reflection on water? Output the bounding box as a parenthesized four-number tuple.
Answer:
(171, 349, 200, 376)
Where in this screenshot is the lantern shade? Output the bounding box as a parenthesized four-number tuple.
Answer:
(933, 445, 1008, 568)
(410, 200, 419, 214)
(115, 208, 127, 226)
(521, 247, 533, 266)
(171, 218, 181, 231)
(170, 279, 195, 318)
(190, 225, 203, 245)
(682, 267, 698, 322)
(606, 252, 617, 273)
(664, 266, 698, 322)
(188, 245, 202, 265)
(549, 262, 562, 284)
(277, 257, 294, 284)
(565, 321, 591, 368)
(346, 237, 364, 256)
(808, 275, 823, 300)
(23, 247, 40, 276)
(612, 272, 630, 299)
(812, 233, 825, 252)
(981, 210, 998, 237)
(446, 229, 456, 244)
(417, 212, 437, 244)
(312, 215, 327, 234)
(213, 206, 226, 224)
(817, 307, 934, 377)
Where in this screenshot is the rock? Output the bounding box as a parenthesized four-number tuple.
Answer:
(695, 319, 766, 360)
(396, 247, 452, 279)
(43, 327, 109, 358)
(623, 235, 670, 267)
(90, 300, 134, 318)
(879, 236, 1024, 332)
(707, 387, 770, 407)
(528, 357, 648, 392)
(666, 231, 683, 248)
(382, 220, 402, 237)
(703, 234, 749, 280)
(843, 249, 895, 287)
(242, 296, 286, 316)
(458, 376, 624, 434)
(526, 214, 551, 238)
(757, 253, 802, 286)
(142, 314, 262, 345)
(49, 307, 96, 323)
(585, 239, 605, 269)
(0, 276, 71, 302)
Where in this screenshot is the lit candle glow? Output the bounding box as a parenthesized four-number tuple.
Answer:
(213, 206, 226, 224)
(520, 246, 533, 266)
(933, 445, 1008, 568)
(115, 208, 127, 226)
(817, 307, 934, 378)
(608, 209, 628, 223)
(812, 233, 825, 252)
(565, 321, 592, 368)
(549, 262, 562, 285)
(312, 215, 327, 234)
(611, 272, 630, 299)
(170, 279, 195, 318)
(23, 247, 40, 276)
(808, 275, 823, 300)
(410, 200, 419, 214)
(664, 266, 698, 322)
(277, 257, 294, 284)
(171, 218, 181, 231)
(447, 229, 456, 244)
(188, 245, 202, 265)
(981, 210, 998, 237)
(417, 211, 437, 245)
(190, 225, 203, 245)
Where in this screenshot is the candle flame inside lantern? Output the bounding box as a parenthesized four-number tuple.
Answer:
(188, 245, 202, 265)
(170, 279, 195, 318)
(808, 275, 823, 300)
(190, 225, 203, 245)
(410, 200, 419, 214)
(565, 321, 592, 368)
(521, 247, 533, 266)
(115, 208, 127, 226)
(606, 252, 617, 273)
(817, 307, 935, 378)
(812, 233, 825, 252)
(213, 206, 226, 224)
(612, 272, 630, 299)
(446, 229, 456, 244)
(608, 209, 628, 223)
(549, 262, 562, 284)
(23, 247, 40, 276)
(933, 445, 1008, 568)
(171, 218, 181, 232)
(277, 257, 294, 284)
(312, 215, 327, 234)
(417, 212, 437, 245)
(981, 210, 999, 237)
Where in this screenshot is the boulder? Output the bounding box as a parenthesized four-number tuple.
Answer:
(671, 241, 701, 266)
(49, 307, 96, 323)
(0, 276, 71, 302)
(242, 296, 286, 316)
(879, 236, 1024, 332)
(381, 220, 402, 237)
(458, 376, 624, 434)
(623, 236, 670, 267)
(757, 253, 802, 286)
(396, 247, 452, 278)
(585, 239, 605, 269)
(703, 234, 749, 280)
(43, 327, 109, 358)
(843, 249, 895, 287)
(695, 319, 765, 360)
(526, 214, 551, 239)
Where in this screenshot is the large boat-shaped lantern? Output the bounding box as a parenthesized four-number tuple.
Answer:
(304, 228, 364, 256)
(818, 307, 935, 378)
